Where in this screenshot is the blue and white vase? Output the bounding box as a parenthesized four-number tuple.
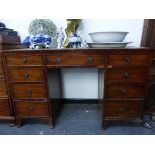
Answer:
(69, 31, 88, 48)
(69, 33, 82, 48)
(23, 34, 52, 49)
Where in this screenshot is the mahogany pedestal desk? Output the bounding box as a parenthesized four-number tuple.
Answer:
(0, 48, 153, 129)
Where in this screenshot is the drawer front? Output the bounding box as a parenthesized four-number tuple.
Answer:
(6, 55, 43, 66)
(105, 85, 145, 99)
(9, 68, 44, 82)
(104, 101, 143, 118)
(0, 99, 11, 116)
(14, 101, 49, 117)
(0, 64, 4, 79)
(0, 80, 8, 97)
(106, 68, 147, 82)
(12, 84, 47, 99)
(47, 54, 104, 66)
(108, 53, 150, 66)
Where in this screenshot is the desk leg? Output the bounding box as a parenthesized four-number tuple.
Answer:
(16, 118, 23, 128)
(48, 118, 54, 129)
(102, 120, 108, 129)
(8, 120, 16, 127)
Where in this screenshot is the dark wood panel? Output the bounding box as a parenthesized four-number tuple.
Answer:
(0, 53, 14, 123)
(12, 84, 47, 99)
(105, 85, 145, 99)
(143, 28, 155, 112)
(6, 55, 43, 66)
(8, 68, 44, 82)
(0, 43, 27, 50)
(14, 101, 49, 117)
(140, 19, 155, 116)
(141, 19, 155, 47)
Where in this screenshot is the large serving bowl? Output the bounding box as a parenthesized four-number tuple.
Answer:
(88, 31, 129, 42)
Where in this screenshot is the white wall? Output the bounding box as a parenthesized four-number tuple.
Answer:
(80, 19, 144, 47)
(0, 19, 144, 99)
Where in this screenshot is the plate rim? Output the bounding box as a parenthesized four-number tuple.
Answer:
(87, 42, 132, 44)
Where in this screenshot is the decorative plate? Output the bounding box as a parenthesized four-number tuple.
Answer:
(87, 42, 132, 48)
(28, 19, 57, 39)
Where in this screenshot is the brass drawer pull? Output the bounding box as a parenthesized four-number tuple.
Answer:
(120, 108, 133, 113)
(24, 73, 29, 79)
(125, 56, 132, 63)
(107, 65, 112, 68)
(122, 89, 128, 95)
(20, 58, 27, 64)
(55, 58, 61, 63)
(120, 107, 128, 113)
(120, 107, 126, 112)
(29, 106, 34, 111)
(25, 89, 32, 94)
(0, 73, 3, 78)
(123, 72, 129, 78)
(88, 57, 93, 64)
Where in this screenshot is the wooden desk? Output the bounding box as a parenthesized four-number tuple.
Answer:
(0, 48, 154, 129)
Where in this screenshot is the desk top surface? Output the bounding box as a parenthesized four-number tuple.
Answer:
(1, 47, 154, 54)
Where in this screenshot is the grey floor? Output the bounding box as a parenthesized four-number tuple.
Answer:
(0, 103, 155, 135)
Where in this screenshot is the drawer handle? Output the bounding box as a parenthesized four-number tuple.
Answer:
(55, 58, 61, 63)
(120, 107, 126, 112)
(107, 65, 113, 68)
(24, 73, 29, 79)
(29, 106, 34, 111)
(88, 57, 93, 64)
(130, 110, 134, 113)
(25, 89, 32, 94)
(0, 73, 3, 78)
(120, 108, 128, 113)
(122, 89, 128, 95)
(20, 58, 27, 64)
(123, 72, 129, 78)
(120, 108, 133, 113)
(125, 56, 132, 63)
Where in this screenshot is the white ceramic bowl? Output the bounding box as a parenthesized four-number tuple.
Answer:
(88, 31, 129, 42)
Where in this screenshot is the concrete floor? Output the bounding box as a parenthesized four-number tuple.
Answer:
(0, 103, 155, 135)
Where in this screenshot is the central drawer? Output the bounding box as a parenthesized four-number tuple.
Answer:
(46, 54, 104, 66)
(12, 84, 47, 99)
(14, 101, 49, 117)
(108, 53, 150, 66)
(0, 80, 8, 97)
(106, 68, 147, 82)
(6, 55, 43, 66)
(105, 85, 145, 99)
(8, 68, 45, 82)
